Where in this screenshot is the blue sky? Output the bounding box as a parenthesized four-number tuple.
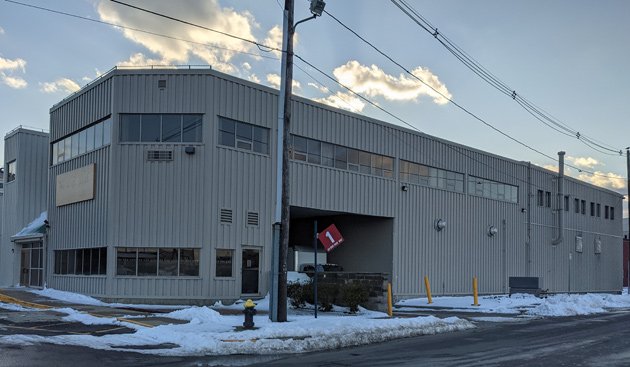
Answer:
(0, 0, 628, 206)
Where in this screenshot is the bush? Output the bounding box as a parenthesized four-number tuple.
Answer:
(316, 283, 338, 312)
(287, 280, 312, 308)
(342, 283, 369, 313)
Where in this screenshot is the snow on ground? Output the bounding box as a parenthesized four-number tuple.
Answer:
(29, 288, 186, 310)
(0, 305, 473, 356)
(397, 292, 630, 317)
(0, 301, 30, 312)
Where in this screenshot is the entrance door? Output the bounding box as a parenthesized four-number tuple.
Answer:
(241, 249, 260, 294)
(19, 242, 43, 287)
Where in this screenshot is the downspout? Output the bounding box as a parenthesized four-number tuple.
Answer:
(552, 151, 565, 245)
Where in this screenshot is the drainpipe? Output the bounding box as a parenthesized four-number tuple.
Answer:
(552, 151, 565, 245)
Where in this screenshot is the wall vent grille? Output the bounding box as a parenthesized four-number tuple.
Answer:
(247, 212, 259, 226)
(147, 150, 173, 161)
(220, 209, 233, 224)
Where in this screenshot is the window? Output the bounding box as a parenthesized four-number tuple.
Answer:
(605, 205, 609, 219)
(216, 249, 233, 277)
(611, 207, 615, 220)
(6, 160, 16, 182)
(120, 114, 203, 143)
(574, 198, 580, 213)
(590, 202, 595, 216)
(116, 247, 199, 277)
(291, 135, 394, 178)
(52, 117, 112, 165)
(467, 176, 517, 203)
(537, 190, 544, 206)
(53, 247, 107, 275)
(402, 160, 464, 193)
(581, 200, 586, 215)
(545, 191, 551, 208)
(597, 203, 601, 217)
(217, 117, 268, 154)
(564, 196, 569, 211)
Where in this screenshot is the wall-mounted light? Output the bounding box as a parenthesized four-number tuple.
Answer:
(487, 225, 498, 237)
(521, 208, 527, 213)
(44, 220, 50, 228)
(185, 146, 196, 155)
(401, 185, 408, 192)
(434, 219, 446, 232)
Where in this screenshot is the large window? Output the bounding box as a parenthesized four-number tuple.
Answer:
(54, 247, 107, 275)
(120, 114, 202, 143)
(467, 176, 518, 203)
(216, 249, 234, 277)
(292, 135, 393, 178)
(116, 247, 199, 276)
(218, 116, 269, 154)
(6, 160, 16, 182)
(400, 160, 464, 193)
(52, 117, 112, 165)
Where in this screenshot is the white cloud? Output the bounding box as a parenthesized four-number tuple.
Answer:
(98, 0, 259, 73)
(0, 56, 26, 72)
(116, 52, 171, 68)
(0, 73, 27, 89)
(577, 171, 626, 191)
(314, 91, 366, 113)
(242, 62, 252, 71)
(0, 26, 5, 35)
(568, 156, 600, 169)
(82, 68, 104, 82)
(266, 73, 300, 90)
(248, 73, 261, 83)
(332, 60, 451, 105)
(262, 25, 295, 57)
(308, 82, 330, 93)
(542, 164, 558, 173)
(40, 78, 81, 94)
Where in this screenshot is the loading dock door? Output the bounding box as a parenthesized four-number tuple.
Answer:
(241, 249, 260, 294)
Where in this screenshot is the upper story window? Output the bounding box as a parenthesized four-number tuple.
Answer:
(401, 160, 463, 192)
(468, 176, 518, 203)
(291, 135, 394, 178)
(536, 190, 544, 206)
(120, 114, 202, 143)
(52, 117, 112, 165)
(6, 160, 16, 182)
(218, 116, 269, 154)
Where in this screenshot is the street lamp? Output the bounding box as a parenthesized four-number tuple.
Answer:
(270, 0, 325, 322)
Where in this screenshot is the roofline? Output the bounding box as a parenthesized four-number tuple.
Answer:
(4, 126, 49, 140)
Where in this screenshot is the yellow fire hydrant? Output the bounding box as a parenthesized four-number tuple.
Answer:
(243, 299, 257, 329)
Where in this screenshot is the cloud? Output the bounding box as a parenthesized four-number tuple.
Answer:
(542, 164, 558, 173)
(248, 73, 261, 83)
(242, 62, 252, 71)
(262, 25, 295, 57)
(0, 26, 4, 35)
(266, 73, 300, 90)
(116, 52, 171, 68)
(314, 91, 366, 113)
(577, 171, 626, 191)
(308, 82, 330, 93)
(98, 0, 259, 73)
(567, 156, 600, 170)
(332, 60, 451, 105)
(0, 73, 27, 89)
(81, 68, 104, 82)
(40, 78, 81, 94)
(0, 56, 26, 72)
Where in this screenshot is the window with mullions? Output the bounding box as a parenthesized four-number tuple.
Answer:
(400, 160, 464, 193)
(291, 135, 393, 178)
(52, 117, 112, 165)
(53, 247, 107, 275)
(218, 116, 269, 154)
(467, 176, 518, 203)
(115, 247, 199, 277)
(120, 114, 202, 143)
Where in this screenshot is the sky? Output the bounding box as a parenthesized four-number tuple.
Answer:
(0, 0, 629, 212)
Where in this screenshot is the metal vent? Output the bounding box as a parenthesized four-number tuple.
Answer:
(158, 79, 167, 89)
(247, 212, 259, 226)
(147, 150, 173, 161)
(220, 209, 233, 224)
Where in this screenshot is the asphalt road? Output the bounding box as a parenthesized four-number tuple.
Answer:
(1, 310, 630, 367)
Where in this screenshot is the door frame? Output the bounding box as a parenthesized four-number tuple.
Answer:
(240, 246, 262, 297)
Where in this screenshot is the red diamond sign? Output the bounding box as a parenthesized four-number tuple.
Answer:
(318, 224, 345, 253)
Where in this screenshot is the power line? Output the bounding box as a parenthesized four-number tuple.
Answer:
(391, 0, 624, 157)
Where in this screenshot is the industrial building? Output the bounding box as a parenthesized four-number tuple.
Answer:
(1, 67, 624, 303)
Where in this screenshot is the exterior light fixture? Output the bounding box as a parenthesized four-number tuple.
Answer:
(310, 0, 326, 16)
(401, 185, 408, 192)
(487, 225, 498, 237)
(434, 219, 446, 232)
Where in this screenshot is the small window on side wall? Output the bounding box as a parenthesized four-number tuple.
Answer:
(7, 160, 16, 182)
(216, 249, 233, 277)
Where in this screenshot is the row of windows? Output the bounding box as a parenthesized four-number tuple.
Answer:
(120, 114, 203, 143)
(52, 118, 112, 165)
(400, 160, 464, 193)
(116, 247, 200, 277)
(537, 191, 616, 220)
(537, 190, 552, 207)
(218, 116, 269, 154)
(468, 176, 519, 203)
(292, 135, 394, 178)
(54, 248, 107, 275)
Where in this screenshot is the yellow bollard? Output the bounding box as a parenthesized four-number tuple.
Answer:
(472, 276, 480, 306)
(387, 282, 393, 317)
(424, 276, 433, 304)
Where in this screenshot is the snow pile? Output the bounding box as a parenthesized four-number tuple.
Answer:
(527, 293, 630, 316)
(54, 307, 123, 326)
(29, 287, 185, 310)
(0, 302, 30, 312)
(287, 271, 311, 285)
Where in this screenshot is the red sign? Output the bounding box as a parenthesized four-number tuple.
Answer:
(318, 224, 345, 253)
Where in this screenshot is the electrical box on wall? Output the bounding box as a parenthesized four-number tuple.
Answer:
(575, 235, 583, 253)
(594, 238, 602, 254)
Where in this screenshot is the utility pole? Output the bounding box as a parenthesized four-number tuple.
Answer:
(272, 0, 325, 322)
(626, 148, 629, 290)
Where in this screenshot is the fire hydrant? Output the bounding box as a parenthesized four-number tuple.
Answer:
(243, 299, 257, 329)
